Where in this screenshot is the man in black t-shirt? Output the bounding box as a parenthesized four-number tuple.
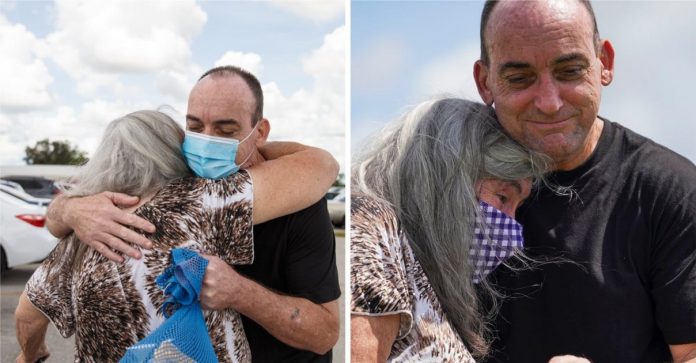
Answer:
(473, 1, 696, 362)
(238, 199, 340, 362)
(187, 67, 340, 362)
(45, 66, 341, 362)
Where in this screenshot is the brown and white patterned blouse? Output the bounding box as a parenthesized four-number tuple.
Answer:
(351, 194, 476, 363)
(26, 172, 254, 363)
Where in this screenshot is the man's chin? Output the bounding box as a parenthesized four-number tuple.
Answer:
(528, 135, 582, 162)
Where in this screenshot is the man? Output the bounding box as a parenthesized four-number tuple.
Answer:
(473, 1, 696, 362)
(46, 66, 340, 362)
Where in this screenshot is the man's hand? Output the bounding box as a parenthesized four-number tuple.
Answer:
(198, 254, 338, 354)
(47, 192, 155, 262)
(199, 254, 241, 310)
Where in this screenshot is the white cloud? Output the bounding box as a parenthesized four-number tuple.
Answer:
(303, 25, 344, 81)
(155, 66, 202, 105)
(416, 44, 480, 100)
(0, 99, 157, 166)
(0, 2, 347, 171)
(263, 26, 346, 170)
(44, 0, 206, 97)
(0, 13, 53, 112)
(268, 0, 344, 23)
(352, 34, 409, 94)
(214, 51, 264, 77)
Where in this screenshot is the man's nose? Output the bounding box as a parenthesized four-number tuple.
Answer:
(533, 75, 563, 115)
(200, 126, 215, 136)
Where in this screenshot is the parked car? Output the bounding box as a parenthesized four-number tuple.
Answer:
(1, 175, 59, 199)
(0, 184, 57, 271)
(327, 189, 345, 228)
(324, 186, 343, 201)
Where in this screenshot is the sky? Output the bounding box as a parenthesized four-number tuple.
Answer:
(0, 0, 346, 171)
(352, 1, 696, 164)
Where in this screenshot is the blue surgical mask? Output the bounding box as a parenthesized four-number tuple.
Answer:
(470, 201, 524, 283)
(181, 124, 258, 179)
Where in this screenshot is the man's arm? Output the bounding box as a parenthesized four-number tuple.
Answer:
(46, 192, 155, 262)
(15, 292, 50, 363)
(671, 343, 696, 363)
(200, 255, 339, 354)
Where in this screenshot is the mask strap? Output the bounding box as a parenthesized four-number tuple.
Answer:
(239, 120, 261, 143)
(236, 120, 261, 168)
(237, 146, 254, 168)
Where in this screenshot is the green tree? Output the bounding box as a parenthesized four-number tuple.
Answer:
(24, 139, 88, 165)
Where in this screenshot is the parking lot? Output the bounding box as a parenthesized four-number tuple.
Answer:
(1, 233, 346, 362)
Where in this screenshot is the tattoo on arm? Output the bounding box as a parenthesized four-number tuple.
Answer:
(290, 307, 300, 321)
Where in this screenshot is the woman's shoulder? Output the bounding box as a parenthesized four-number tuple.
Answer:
(351, 193, 399, 223)
(351, 193, 404, 250)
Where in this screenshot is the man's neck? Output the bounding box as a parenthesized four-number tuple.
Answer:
(244, 150, 266, 168)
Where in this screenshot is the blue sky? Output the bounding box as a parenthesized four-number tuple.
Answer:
(352, 1, 696, 164)
(0, 0, 345, 170)
(3, 1, 695, 171)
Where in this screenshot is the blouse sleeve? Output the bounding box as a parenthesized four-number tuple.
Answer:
(350, 195, 413, 339)
(196, 170, 255, 266)
(24, 237, 78, 338)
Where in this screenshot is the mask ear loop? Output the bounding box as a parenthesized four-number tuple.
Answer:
(239, 120, 261, 142)
(236, 121, 261, 168)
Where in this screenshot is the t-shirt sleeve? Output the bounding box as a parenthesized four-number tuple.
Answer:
(647, 155, 696, 344)
(283, 199, 341, 304)
(197, 170, 254, 266)
(24, 237, 77, 338)
(350, 195, 413, 339)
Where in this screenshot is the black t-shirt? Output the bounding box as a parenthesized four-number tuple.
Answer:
(485, 119, 696, 363)
(236, 198, 341, 363)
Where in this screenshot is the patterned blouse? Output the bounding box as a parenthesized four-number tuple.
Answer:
(26, 172, 254, 363)
(351, 194, 476, 363)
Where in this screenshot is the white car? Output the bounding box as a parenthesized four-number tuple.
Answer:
(1, 182, 58, 270)
(327, 189, 345, 228)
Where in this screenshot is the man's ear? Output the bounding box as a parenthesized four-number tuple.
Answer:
(474, 60, 494, 105)
(599, 39, 615, 86)
(255, 118, 270, 146)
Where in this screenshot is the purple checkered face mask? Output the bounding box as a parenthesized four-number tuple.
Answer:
(470, 201, 524, 283)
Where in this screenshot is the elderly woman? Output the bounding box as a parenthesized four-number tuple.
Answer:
(350, 98, 549, 362)
(14, 110, 338, 362)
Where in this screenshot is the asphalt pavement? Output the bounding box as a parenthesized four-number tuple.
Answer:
(1, 234, 346, 362)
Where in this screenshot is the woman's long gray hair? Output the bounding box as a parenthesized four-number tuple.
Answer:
(65, 110, 190, 197)
(353, 98, 549, 358)
(54, 110, 190, 272)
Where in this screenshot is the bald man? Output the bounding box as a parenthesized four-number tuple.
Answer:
(474, 1, 696, 362)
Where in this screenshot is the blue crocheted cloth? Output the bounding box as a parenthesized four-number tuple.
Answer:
(120, 248, 218, 363)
